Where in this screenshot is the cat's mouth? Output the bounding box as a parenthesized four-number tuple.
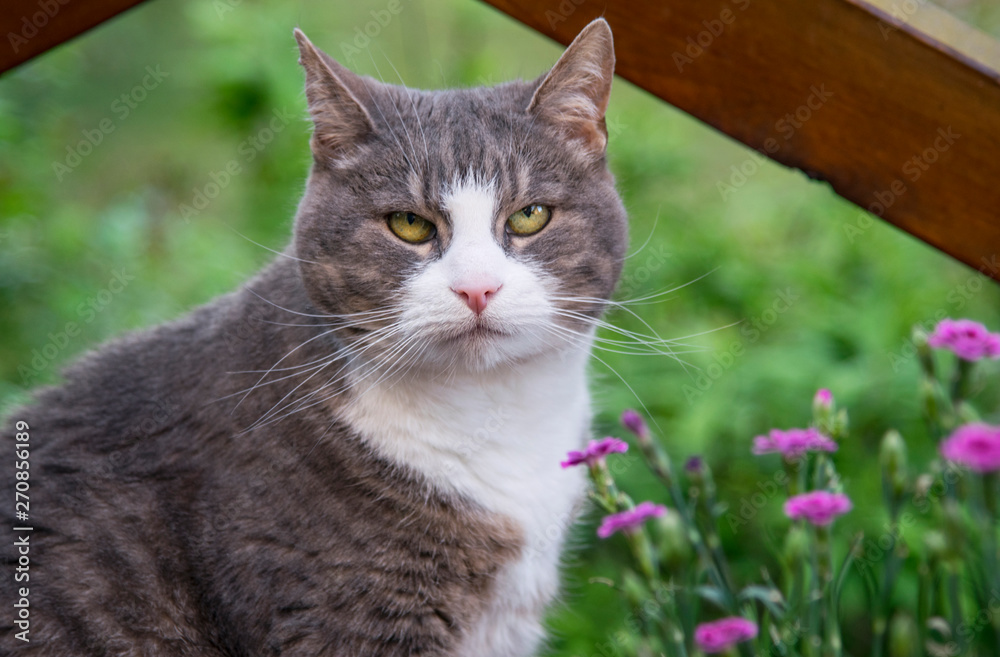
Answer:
(467, 324, 508, 338)
(441, 321, 511, 342)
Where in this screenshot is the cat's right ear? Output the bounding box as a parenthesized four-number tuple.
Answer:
(294, 29, 374, 161)
(528, 19, 615, 158)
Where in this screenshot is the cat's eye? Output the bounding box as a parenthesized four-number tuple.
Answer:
(387, 211, 436, 244)
(506, 205, 551, 236)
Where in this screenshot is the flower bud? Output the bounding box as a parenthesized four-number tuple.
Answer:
(621, 409, 650, 443)
(813, 389, 835, 435)
(622, 570, 648, 610)
(813, 388, 834, 414)
(783, 525, 810, 567)
(656, 509, 692, 573)
(941, 500, 964, 562)
(919, 378, 939, 427)
(912, 326, 935, 379)
(685, 456, 716, 503)
(833, 408, 849, 440)
(880, 430, 908, 501)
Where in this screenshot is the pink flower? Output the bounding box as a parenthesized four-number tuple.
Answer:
(928, 319, 1000, 361)
(694, 617, 759, 653)
(560, 437, 628, 469)
(620, 409, 649, 440)
(814, 388, 833, 407)
(752, 428, 837, 458)
(784, 491, 852, 526)
(597, 501, 666, 538)
(940, 423, 1000, 473)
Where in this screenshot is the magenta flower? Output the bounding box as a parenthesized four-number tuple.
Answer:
(814, 388, 833, 408)
(752, 428, 837, 458)
(560, 437, 628, 469)
(620, 409, 649, 440)
(784, 491, 852, 526)
(597, 501, 666, 538)
(694, 617, 759, 653)
(928, 318, 1000, 361)
(940, 423, 1000, 473)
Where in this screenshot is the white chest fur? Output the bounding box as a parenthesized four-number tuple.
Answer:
(341, 346, 592, 657)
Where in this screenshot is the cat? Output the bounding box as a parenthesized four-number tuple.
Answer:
(1, 17, 627, 657)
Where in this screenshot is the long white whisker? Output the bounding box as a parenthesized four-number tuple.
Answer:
(233, 327, 341, 411)
(244, 322, 412, 430)
(225, 226, 323, 265)
(251, 328, 425, 430)
(588, 351, 665, 436)
(539, 321, 697, 362)
(243, 288, 338, 319)
(623, 207, 660, 260)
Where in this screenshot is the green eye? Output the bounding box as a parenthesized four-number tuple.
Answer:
(388, 211, 436, 243)
(506, 205, 551, 236)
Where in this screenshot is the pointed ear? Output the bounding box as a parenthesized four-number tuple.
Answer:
(294, 28, 374, 160)
(528, 19, 615, 156)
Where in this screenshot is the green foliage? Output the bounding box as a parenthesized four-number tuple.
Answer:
(2, 1, 1000, 655)
(581, 332, 1000, 656)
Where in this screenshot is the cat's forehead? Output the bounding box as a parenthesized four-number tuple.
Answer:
(355, 81, 566, 206)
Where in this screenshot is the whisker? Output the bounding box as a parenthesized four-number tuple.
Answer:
(551, 268, 720, 309)
(243, 322, 412, 431)
(232, 327, 341, 411)
(360, 53, 419, 181)
(588, 351, 665, 437)
(377, 47, 430, 171)
(623, 206, 660, 260)
(243, 288, 339, 319)
(248, 328, 424, 431)
(539, 321, 698, 362)
(225, 226, 323, 265)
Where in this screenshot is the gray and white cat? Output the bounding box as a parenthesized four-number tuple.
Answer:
(1, 18, 627, 656)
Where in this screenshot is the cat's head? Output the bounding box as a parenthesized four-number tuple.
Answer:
(292, 20, 627, 374)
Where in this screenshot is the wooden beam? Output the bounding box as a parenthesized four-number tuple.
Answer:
(1, 0, 147, 74)
(483, 0, 1000, 280)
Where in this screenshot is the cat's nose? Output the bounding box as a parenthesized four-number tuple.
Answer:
(452, 282, 501, 315)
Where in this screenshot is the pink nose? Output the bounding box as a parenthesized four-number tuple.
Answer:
(452, 282, 501, 315)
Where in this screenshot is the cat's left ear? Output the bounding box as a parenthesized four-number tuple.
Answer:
(294, 28, 375, 161)
(528, 18, 615, 157)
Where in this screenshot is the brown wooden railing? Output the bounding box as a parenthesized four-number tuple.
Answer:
(1, 0, 146, 72)
(482, 0, 1000, 281)
(4, 0, 999, 280)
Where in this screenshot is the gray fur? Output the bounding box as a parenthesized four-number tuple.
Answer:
(1, 19, 626, 656)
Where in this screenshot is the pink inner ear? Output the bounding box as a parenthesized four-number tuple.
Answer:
(528, 19, 615, 155)
(296, 29, 374, 159)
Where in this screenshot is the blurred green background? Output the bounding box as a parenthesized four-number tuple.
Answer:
(2, 0, 1000, 654)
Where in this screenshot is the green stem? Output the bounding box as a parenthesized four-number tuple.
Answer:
(917, 560, 932, 654)
(626, 528, 659, 582)
(946, 563, 964, 655)
(804, 539, 820, 657)
(874, 512, 904, 657)
(589, 461, 620, 507)
(977, 473, 1000, 649)
(949, 358, 974, 409)
(639, 440, 737, 610)
(816, 526, 838, 657)
(660, 607, 688, 657)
